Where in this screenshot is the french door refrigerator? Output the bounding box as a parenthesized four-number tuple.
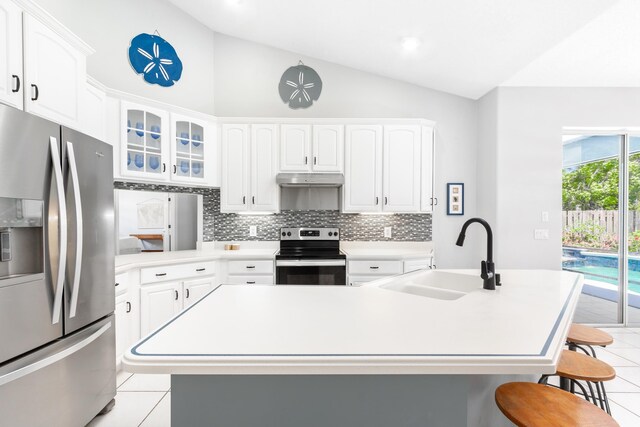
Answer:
(0, 104, 116, 426)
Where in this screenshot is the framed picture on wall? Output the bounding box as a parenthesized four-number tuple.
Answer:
(447, 183, 464, 215)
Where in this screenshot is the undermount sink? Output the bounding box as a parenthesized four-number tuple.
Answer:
(378, 270, 483, 300)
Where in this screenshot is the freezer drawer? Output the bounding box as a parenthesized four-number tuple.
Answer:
(0, 315, 116, 427)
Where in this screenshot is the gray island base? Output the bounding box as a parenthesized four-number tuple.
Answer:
(171, 373, 536, 427)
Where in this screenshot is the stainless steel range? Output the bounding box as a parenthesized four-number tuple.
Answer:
(276, 227, 346, 286)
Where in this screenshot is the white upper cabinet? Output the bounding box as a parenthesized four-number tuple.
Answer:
(80, 81, 107, 140)
(280, 124, 343, 173)
(312, 125, 344, 172)
(0, 0, 23, 109)
(343, 125, 383, 213)
(22, 14, 86, 128)
(383, 125, 421, 212)
(170, 112, 214, 185)
(221, 123, 279, 213)
(221, 124, 250, 212)
(251, 124, 279, 212)
(421, 126, 435, 212)
(120, 100, 170, 181)
(280, 124, 311, 171)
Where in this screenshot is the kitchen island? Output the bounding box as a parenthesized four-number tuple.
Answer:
(123, 269, 582, 427)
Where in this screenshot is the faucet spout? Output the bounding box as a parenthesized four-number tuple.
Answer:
(455, 217, 499, 290)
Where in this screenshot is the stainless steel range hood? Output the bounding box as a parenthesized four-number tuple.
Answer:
(276, 173, 344, 187)
(277, 173, 343, 210)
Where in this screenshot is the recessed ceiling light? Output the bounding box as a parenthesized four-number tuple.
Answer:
(401, 37, 421, 51)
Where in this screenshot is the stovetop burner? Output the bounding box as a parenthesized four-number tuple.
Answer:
(276, 227, 343, 260)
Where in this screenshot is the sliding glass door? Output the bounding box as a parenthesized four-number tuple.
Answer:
(627, 134, 640, 326)
(562, 134, 623, 324)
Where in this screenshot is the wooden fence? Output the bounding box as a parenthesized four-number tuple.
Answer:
(563, 210, 640, 234)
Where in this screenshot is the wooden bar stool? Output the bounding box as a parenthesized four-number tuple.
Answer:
(566, 324, 614, 357)
(496, 382, 619, 426)
(539, 349, 616, 414)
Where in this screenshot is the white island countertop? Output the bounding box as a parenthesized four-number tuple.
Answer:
(123, 269, 582, 376)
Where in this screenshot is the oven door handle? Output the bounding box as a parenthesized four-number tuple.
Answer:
(276, 259, 346, 267)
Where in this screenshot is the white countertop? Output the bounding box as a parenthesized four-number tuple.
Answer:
(115, 249, 278, 273)
(123, 269, 582, 375)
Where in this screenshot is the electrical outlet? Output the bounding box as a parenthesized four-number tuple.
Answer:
(541, 211, 549, 223)
(249, 226, 257, 237)
(534, 229, 549, 240)
(384, 227, 392, 238)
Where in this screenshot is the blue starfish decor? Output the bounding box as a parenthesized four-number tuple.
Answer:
(128, 33, 183, 87)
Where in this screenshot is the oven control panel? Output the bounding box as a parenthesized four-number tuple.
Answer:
(280, 228, 340, 240)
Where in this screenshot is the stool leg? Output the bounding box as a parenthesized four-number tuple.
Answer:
(560, 376, 571, 391)
(570, 379, 591, 403)
(599, 381, 612, 415)
(538, 375, 550, 385)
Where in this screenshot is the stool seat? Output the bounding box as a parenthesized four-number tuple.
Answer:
(567, 324, 614, 346)
(495, 382, 619, 427)
(556, 349, 616, 382)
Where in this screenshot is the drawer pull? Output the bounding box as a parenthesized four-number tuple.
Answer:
(115, 282, 119, 287)
(246, 265, 255, 269)
(370, 266, 379, 270)
(186, 289, 190, 298)
(155, 273, 167, 277)
(126, 301, 132, 313)
(174, 290, 179, 300)
(246, 281, 256, 284)
(196, 268, 206, 272)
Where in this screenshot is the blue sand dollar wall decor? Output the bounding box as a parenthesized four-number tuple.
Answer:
(278, 62, 322, 109)
(128, 33, 183, 87)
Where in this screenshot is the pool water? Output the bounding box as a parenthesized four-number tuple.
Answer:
(565, 264, 640, 294)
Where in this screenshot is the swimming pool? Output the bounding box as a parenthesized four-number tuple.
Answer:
(563, 264, 640, 294)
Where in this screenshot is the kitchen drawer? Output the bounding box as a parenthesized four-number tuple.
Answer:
(348, 276, 381, 287)
(348, 260, 403, 276)
(227, 260, 274, 275)
(115, 272, 129, 296)
(403, 258, 432, 274)
(225, 275, 274, 285)
(140, 261, 216, 284)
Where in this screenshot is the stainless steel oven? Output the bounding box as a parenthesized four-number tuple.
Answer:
(275, 228, 346, 286)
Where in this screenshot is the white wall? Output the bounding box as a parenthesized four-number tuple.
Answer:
(33, 0, 215, 113)
(213, 33, 481, 268)
(117, 190, 167, 237)
(479, 87, 640, 270)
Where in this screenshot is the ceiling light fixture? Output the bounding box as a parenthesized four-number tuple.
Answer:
(401, 37, 421, 52)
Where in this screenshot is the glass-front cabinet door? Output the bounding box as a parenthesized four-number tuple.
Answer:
(170, 113, 211, 184)
(121, 101, 169, 180)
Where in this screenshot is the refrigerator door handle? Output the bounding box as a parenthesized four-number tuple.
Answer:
(0, 321, 111, 387)
(50, 136, 67, 325)
(66, 141, 83, 318)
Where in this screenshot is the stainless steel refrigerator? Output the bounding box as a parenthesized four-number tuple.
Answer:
(0, 104, 116, 426)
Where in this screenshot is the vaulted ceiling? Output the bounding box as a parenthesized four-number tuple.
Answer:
(168, 0, 625, 99)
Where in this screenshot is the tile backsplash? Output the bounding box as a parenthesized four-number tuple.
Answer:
(114, 182, 431, 242)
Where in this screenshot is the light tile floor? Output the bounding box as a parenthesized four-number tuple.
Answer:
(89, 328, 640, 426)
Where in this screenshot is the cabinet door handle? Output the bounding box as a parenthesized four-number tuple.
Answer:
(162, 163, 166, 172)
(305, 156, 308, 165)
(314, 156, 317, 165)
(12, 75, 20, 93)
(375, 197, 379, 205)
(174, 290, 179, 300)
(196, 268, 206, 272)
(186, 289, 190, 299)
(384, 197, 388, 205)
(155, 273, 167, 277)
(126, 301, 132, 313)
(370, 266, 379, 270)
(173, 165, 177, 174)
(433, 197, 438, 206)
(246, 265, 255, 269)
(252, 196, 255, 205)
(243, 196, 246, 205)
(31, 84, 39, 101)
(115, 282, 120, 287)
(246, 281, 255, 284)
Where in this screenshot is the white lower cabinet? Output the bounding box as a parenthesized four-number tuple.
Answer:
(140, 276, 216, 337)
(348, 257, 433, 286)
(115, 292, 133, 366)
(183, 277, 216, 307)
(140, 281, 183, 337)
(226, 259, 274, 285)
